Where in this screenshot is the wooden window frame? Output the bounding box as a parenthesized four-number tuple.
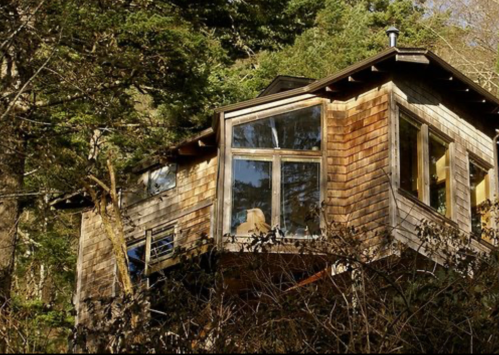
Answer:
(468, 154, 493, 242)
(397, 107, 455, 221)
(126, 222, 179, 280)
(223, 99, 328, 239)
(147, 223, 178, 266)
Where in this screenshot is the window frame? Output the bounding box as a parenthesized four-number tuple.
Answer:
(126, 222, 179, 284)
(223, 99, 328, 239)
(468, 153, 493, 241)
(146, 163, 177, 196)
(148, 223, 178, 266)
(397, 107, 455, 221)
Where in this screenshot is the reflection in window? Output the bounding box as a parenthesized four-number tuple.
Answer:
(231, 159, 272, 234)
(127, 242, 146, 285)
(399, 115, 420, 198)
(149, 164, 177, 195)
(429, 134, 450, 217)
(150, 226, 175, 263)
(232, 105, 321, 150)
(469, 161, 489, 237)
(281, 161, 321, 237)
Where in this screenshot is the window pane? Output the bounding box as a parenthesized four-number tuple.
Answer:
(399, 115, 420, 198)
(429, 135, 449, 216)
(470, 162, 488, 236)
(232, 105, 321, 150)
(231, 159, 272, 235)
(281, 161, 321, 237)
(149, 164, 176, 195)
(127, 243, 146, 285)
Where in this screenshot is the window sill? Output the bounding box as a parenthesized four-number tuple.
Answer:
(397, 188, 458, 229)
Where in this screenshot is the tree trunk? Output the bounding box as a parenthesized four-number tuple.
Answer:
(0, 119, 25, 304)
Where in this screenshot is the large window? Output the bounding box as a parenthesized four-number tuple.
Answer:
(228, 103, 324, 238)
(398, 112, 452, 219)
(232, 105, 322, 150)
(469, 160, 490, 239)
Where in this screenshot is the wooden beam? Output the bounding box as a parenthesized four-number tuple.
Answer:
(466, 99, 487, 104)
(348, 76, 362, 83)
(325, 85, 340, 93)
(452, 88, 470, 93)
(198, 139, 215, 148)
(371, 65, 386, 73)
(396, 54, 430, 65)
(177, 145, 199, 156)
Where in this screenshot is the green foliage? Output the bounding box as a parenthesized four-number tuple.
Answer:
(221, 0, 450, 97)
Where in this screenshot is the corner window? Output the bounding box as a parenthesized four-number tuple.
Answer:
(469, 160, 490, 238)
(228, 103, 324, 238)
(398, 111, 452, 219)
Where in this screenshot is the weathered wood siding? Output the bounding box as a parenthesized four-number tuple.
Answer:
(391, 79, 496, 253)
(327, 85, 391, 245)
(76, 152, 218, 324)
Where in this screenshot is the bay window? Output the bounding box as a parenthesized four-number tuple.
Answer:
(226, 102, 325, 238)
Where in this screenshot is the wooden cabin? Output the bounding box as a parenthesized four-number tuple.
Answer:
(75, 46, 499, 324)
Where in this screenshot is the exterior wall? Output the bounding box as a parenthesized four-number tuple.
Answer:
(75, 76, 498, 324)
(76, 152, 218, 324)
(391, 79, 496, 253)
(327, 85, 391, 246)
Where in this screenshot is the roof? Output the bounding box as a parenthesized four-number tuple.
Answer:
(215, 48, 499, 117)
(258, 75, 316, 98)
(132, 128, 216, 173)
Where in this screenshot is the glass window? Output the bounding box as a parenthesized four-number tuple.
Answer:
(150, 226, 175, 263)
(429, 134, 450, 217)
(469, 161, 489, 236)
(231, 159, 272, 235)
(127, 242, 146, 285)
(232, 105, 322, 150)
(281, 161, 321, 237)
(148, 164, 177, 195)
(399, 115, 420, 198)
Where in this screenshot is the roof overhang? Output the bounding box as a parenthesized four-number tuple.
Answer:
(132, 127, 216, 174)
(258, 75, 316, 97)
(215, 48, 499, 129)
